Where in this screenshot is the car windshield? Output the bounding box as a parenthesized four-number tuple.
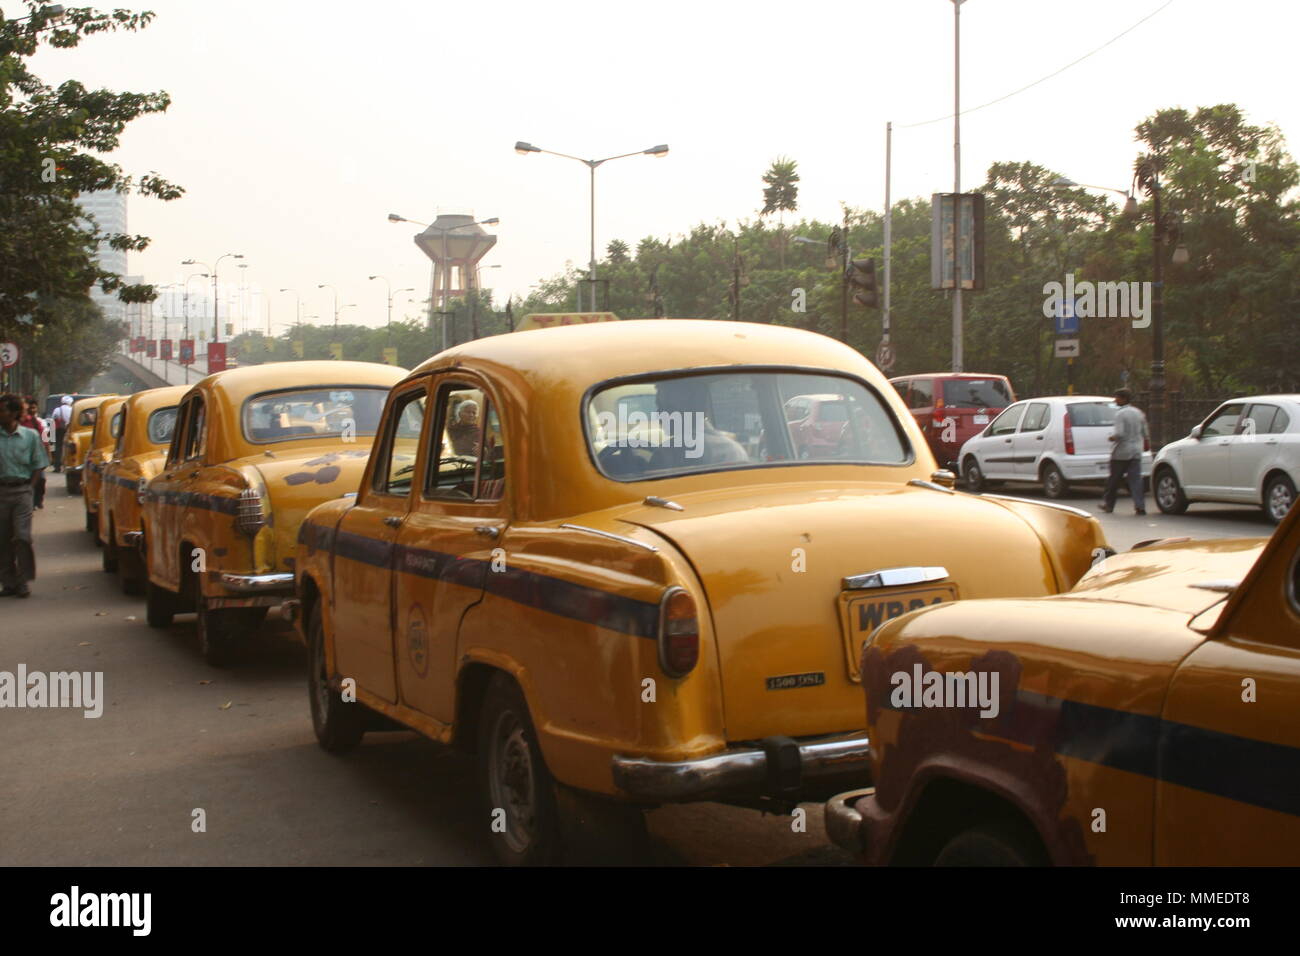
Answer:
(147, 406, 179, 445)
(943, 379, 1012, 408)
(587, 370, 910, 480)
(1068, 401, 1117, 426)
(242, 387, 388, 444)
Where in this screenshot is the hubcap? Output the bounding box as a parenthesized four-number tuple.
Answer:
(1157, 476, 1178, 509)
(1045, 470, 1061, 495)
(1270, 483, 1293, 521)
(489, 710, 536, 854)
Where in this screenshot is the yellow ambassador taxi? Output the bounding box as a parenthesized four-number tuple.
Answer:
(63, 395, 115, 496)
(825, 506, 1300, 866)
(81, 395, 128, 538)
(292, 319, 1111, 865)
(97, 385, 186, 593)
(140, 361, 406, 665)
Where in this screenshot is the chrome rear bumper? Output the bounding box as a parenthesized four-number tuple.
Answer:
(219, 572, 294, 593)
(612, 732, 871, 803)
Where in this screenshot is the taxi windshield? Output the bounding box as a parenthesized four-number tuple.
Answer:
(586, 369, 911, 481)
(242, 387, 388, 444)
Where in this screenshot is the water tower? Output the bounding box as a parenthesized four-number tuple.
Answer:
(413, 214, 497, 323)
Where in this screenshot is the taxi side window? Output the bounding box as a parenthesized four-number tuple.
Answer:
(184, 398, 206, 461)
(1020, 402, 1050, 432)
(113, 408, 127, 454)
(426, 384, 505, 502)
(375, 390, 426, 496)
(165, 402, 187, 468)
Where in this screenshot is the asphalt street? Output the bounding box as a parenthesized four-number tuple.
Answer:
(0, 475, 1272, 866)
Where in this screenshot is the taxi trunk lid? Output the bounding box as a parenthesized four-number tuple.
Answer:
(618, 482, 1058, 741)
(250, 446, 373, 569)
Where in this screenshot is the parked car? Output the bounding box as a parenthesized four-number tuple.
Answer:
(958, 395, 1152, 499)
(98, 385, 187, 592)
(63, 395, 116, 496)
(1153, 395, 1299, 524)
(783, 393, 857, 459)
(82, 395, 128, 538)
(139, 361, 405, 665)
(889, 373, 1015, 470)
(291, 320, 1110, 865)
(825, 503, 1300, 866)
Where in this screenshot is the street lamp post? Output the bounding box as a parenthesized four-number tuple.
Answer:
(317, 284, 339, 333)
(181, 253, 243, 347)
(515, 140, 667, 311)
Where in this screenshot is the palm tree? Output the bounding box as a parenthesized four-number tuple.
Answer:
(760, 157, 800, 268)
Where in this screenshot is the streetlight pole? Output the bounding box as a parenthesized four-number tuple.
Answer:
(515, 140, 668, 311)
(951, 0, 965, 373)
(181, 252, 243, 348)
(317, 283, 339, 334)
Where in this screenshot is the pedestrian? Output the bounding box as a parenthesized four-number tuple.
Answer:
(0, 392, 49, 597)
(19, 398, 47, 509)
(1100, 387, 1149, 516)
(51, 394, 73, 472)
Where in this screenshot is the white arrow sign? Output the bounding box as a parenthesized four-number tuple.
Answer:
(1054, 338, 1080, 358)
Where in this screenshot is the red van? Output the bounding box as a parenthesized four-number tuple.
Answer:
(889, 373, 1016, 469)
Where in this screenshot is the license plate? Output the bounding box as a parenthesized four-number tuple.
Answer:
(973, 414, 989, 425)
(837, 584, 958, 681)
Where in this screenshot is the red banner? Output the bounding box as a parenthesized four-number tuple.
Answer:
(131, 336, 146, 353)
(160, 339, 173, 360)
(146, 340, 157, 357)
(178, 339, 195, 365)
(207, 342, 227, 374)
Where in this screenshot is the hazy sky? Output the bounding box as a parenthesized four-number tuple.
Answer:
(30, 0, 1300, 334)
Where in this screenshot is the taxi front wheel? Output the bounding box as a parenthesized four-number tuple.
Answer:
(307, 603, 365, 753)
(196, 602, 263, 667)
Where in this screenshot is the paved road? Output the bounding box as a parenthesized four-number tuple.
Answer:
(1, 477, 1273, 867)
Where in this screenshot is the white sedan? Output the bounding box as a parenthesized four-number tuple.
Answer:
(958, 395, 1151, 499)
(1152, 395, 1299, 523)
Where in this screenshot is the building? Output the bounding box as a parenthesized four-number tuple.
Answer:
(75, 189, 129, 324)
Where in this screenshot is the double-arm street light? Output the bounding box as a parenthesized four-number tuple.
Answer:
(278, 288, 301, 337)
(369, 275, 414, 346)
(514, 140, 668, 311)
(387, 213, 500, 350)
(182, 253, 243, 345)
(317, 283, 340, 332)
(1052, 170, 1189, 447)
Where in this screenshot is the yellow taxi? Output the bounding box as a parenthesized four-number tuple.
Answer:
(292, 319, 1111, 865)
(63, 395, 116, 496)
(140, 361, 406, 665)
(825, 507, 1300, 865)
(81, 395, 128, 538)
(98, 385, 187, 593)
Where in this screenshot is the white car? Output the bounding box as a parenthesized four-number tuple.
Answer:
(1152, 395, 1299, 524)
(958, 395, 1151, 499)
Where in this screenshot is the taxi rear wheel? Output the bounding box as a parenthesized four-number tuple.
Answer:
(145, 582, 175, 628)
(66, 472, 80, 495)
(307, 602, 365, 753)
(479, 674, 564, 866)
(934, 821, 1045, 866)
(119, 549, 145, 596)
(85, 509, 98, 537)
(196, 602, 263, 667)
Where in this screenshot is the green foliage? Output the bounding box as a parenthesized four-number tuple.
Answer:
(0, 3, 181, 335)
(10, 297, 124, 391)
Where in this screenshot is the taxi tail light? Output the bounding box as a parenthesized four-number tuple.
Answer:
(658, 587, 699, 678)
(235, 487, 266, 536)
(1063, 410, 1075, 455)
(136, 477, 148, 504)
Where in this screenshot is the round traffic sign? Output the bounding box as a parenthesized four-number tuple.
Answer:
(875, 342, 896, 371)
(0, 342, 18, 368)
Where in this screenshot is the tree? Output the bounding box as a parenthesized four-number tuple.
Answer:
(760, 157, 799, 268)
(606, 239, 630, 263)
(0, 3, 182, 337)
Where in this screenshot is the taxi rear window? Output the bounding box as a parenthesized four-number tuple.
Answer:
(586, 369, 911, 481)
(147, 406, 179, 445)
(242, 387, 389, 444)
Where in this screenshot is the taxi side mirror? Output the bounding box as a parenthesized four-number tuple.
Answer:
(1190, 425, 1203, 439)
(930, 469, 957, 488)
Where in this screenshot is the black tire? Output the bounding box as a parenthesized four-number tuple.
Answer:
(119, 548, 145, 596)
(934, 821, 1046, 866)
(478, 673, 565, 866)
(307, 602, 365, 753)
(962, 456, 985, 493)
(85, 508, 97, 536)
(101, 538, 118, 573)
(66, 472, 80, 495)
(145, 581, 175, 628)
(196, 602, 262, 667)
(1154, 467, 1188, 515)
(1263, 473, 1296, 525)
(1041, 461, 1069, 500)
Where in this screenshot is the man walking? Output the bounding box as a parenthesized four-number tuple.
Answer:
(0, 393, 48, 597)
(51, 394, 73, 472)
(1100, 387, 1149, 516)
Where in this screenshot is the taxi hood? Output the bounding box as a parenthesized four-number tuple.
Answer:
(613, 481, 1066, 741)
(1069, 536, 1267, 616)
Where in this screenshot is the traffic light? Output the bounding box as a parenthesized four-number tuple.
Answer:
(847, 257, 879, 308)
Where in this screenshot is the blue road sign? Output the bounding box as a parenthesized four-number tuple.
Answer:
(1053, 297, 1080, 335)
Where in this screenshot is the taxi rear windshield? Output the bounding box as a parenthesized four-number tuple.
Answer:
(587, 370, 910, 481)
(942, 378, 1012, 408)
(147, 406, 179, 445)
(242, 387, 388, 444)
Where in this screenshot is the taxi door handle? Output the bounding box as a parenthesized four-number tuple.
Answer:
(474, 525, 499, 539)
(188, 469, 200, 478)
(383, 515, 403, 528)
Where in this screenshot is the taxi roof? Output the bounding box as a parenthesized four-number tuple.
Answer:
(122, 384, 188, 413)
(408, 320, 872, 385)
(200, 361, 407, 405)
